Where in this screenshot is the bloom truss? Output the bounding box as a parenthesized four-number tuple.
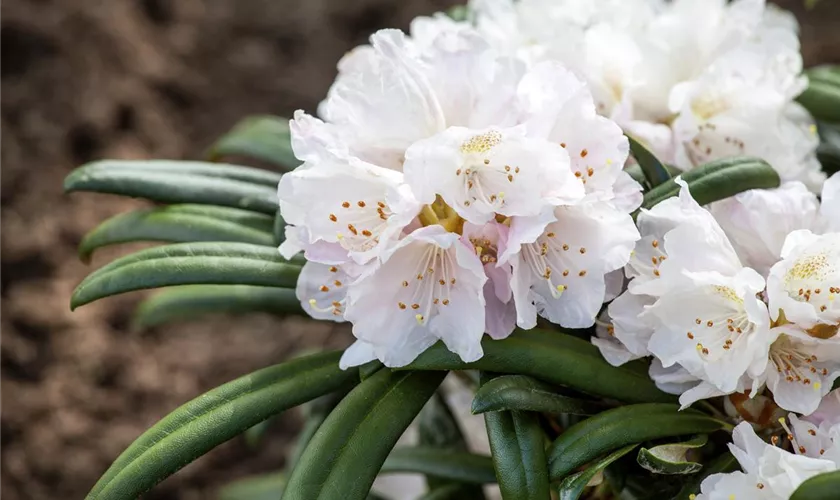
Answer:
(278, 27, 641, 368)
(273, 1, 840, 497)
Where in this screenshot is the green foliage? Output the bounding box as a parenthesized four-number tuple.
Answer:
(627, 135, 671, 188)
(402, 329, 673, 404)
(798, 65, 840, 123)
(132, 285, 302, 329)
(71, 242, 301, 309)
(791, 470, 840, 500)
(675, 452, 738, 499)
(85, 351, 358, 500)
(557, 444, 637, 500)
(471, 375, 609, 415)
(207, 115, 299, 171)
(547, 404, 729, 480)
(640, 157, 780, 211)
(283, 369, 445, 500)
(484, 399, 550, 498)
(381, 448, 496, 484)
(65, 160, 279, 214)
(78, 205, 275, 262)
(636, 435, 707, 475)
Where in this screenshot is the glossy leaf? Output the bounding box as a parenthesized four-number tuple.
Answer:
(640, 157, 780, 211)
(485, 409, 550, 499)
(283, 370, 445, 500)
(132, 285, 302, 329)
(380, 447, 496, 485)
(791, 470, 840, 500)
(674, 451, 738, 499)
(547, 404, 728, 480)
(65, 160, 279, 214)
(401, 329, 673, 404)
(471, 375, 609, 415)
(71, 242, 301, 309)
(557, 444, 637, 500)
(627, 135, 671, 188)
(798, 66, 840, 123)
(208, 115, 299, 171)
(86, 351, 358, 500)
(636, 435, 707, 475)
(79, 205, 275, 262)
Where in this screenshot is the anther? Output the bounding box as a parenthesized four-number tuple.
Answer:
(357, 201, 366, 207)
(342, 201, 350, 208)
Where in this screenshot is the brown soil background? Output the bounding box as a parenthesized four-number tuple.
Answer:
(1, 1, 838, 499)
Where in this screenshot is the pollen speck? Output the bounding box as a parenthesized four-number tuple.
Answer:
(342, 201, 350, 208)
(580, 149, 588, 158)
(329, 214, 337, 222)
(398, 302, 406, 310)
(320, 285, 329, 292)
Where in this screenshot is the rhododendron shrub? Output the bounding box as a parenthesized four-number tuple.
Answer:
(66, 1, 840, 499)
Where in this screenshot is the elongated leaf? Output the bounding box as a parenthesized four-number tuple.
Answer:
(286, 389, 353, 471)
(71, 242, 301, 309)
(79, 205, 275, 261)
(798, 66, 840, 123)
(86, 351, 358, 500)
(640, 157, 780, 211)
(637, 435, 707, 475)
(132, 285, 302, 329)
(548, 403, 728, 480)
(471, 375, 609, 415)
(208, 115, 299, 170)
(402, 329, 673, 404)
(218, 473, 286, 500)
(817, 121, 840, 175)
(627, 135, 671, 187)
(380, 447, 496, 485)
(274, 209, 286, 245)
(674, 452, 738, 499)
(65, 161, 278, 214)
(68, 159, 283, 186)
(557, 444, 637, 500)
(485, 409, 549, 499)
(791, 470, 840, 500)
(283, 369, 445, 500)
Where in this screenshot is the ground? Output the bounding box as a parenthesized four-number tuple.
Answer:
(1, 1, 838, 499)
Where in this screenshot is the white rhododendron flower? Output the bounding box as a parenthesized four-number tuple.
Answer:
(278, 25, 641, 367)
(594, 176, 840, 412)
(695, 422, 836, 500)
(468, 0, 824, 189)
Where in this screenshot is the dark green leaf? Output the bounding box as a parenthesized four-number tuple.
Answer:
(71, 242, 301, 310)
(675, 452, 738, 499)
(79, 205, 275, 262)
(485, 409, 549, 499)
(401, 329, 673, 404)
(359, 360, 385, 381)
(380, 448, 496, 485)
(65, 160, 279, 214)
(557, 444, 637, 500)
(640, 157, 780, 211)
(548, 404, 729, 481)
(798, 66, 840, 123)
(283, 370, 445, 500)
(86, 351, 359, 500)
(218, 473, 286, 500)
(287, 389, 352, 471)
(791, 470, 840, 500)
(471, 375, 609, 415)
(636, 435, 707, 475)
(627, 135, 671, 188)
(817, 121, 840, 175)
(208, 115, 299, 171)
(132, 285, 302, 329)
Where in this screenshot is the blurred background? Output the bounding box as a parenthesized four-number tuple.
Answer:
(2, 1, 839, 499)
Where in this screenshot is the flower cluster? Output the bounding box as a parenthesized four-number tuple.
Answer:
(468, 0, 824, 190)
(697, 391, 840, 499)
(277, 27, 642, 368)
(594, 172, 840, 413)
